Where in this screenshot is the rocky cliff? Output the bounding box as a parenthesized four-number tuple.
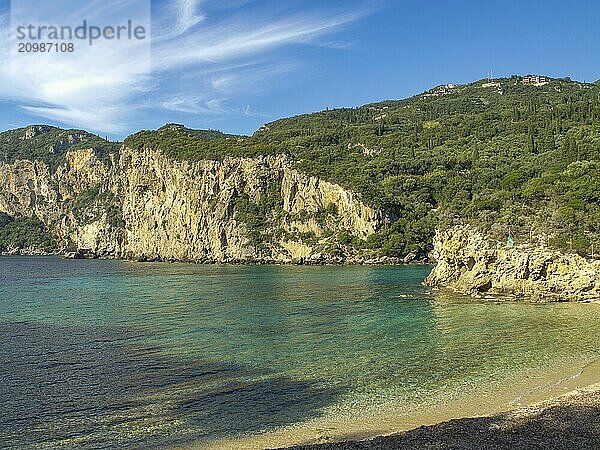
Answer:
(0, 145, 393, 262)
(120, 148, 391, 262)
(425, 225, 600, 302)
(0, 148, 124, 255)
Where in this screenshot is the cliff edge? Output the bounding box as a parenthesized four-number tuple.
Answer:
(425, 225, 600, 302)
(0, 145, 395, 263)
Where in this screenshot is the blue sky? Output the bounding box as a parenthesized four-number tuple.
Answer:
(0, 0, 599, 139)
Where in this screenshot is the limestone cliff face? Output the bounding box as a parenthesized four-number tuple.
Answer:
(280, 168, 385, 239)
(119, 148, 271, 262)
(0, 146, 391, 262)
(118, 148, 390, 262)
(0, 149, 124, 256)
(425, 225, 600, 302)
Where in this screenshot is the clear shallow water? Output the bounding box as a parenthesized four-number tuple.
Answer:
(1, 257, 600, 448)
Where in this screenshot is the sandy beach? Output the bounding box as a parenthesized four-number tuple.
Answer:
(281, 383, 600, 449)
(279, 356, 600, 449)
(200, 356, 600, 450)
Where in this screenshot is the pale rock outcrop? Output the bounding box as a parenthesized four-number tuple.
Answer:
(281, 168, 388, 238)
(425, 225, 600, 302)
(20, 125, 52, 140)
(118, 148, 391, 261)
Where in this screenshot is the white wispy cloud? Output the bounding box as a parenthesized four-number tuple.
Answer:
(162, 95, 227, 114)
(152, 8, 363, 69)
(210, 61, 300, 93)
(153, 0, 205, 42)
(1, 0, 151, 132)
(0, 0, 367, 134)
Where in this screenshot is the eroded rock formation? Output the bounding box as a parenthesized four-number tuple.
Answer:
(425, 225, 600, 302)
(0, 146, 392, 262)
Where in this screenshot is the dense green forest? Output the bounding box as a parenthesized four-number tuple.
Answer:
(126, 76, 600, 257)
(0, 125, 119, 167)
(0, 213, 55, 252)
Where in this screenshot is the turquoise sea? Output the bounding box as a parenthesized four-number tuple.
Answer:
(1, 257, 600, 448)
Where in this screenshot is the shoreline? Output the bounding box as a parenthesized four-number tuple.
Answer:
(282, 381, 600, 450)
(200, 354, 600, 450)
(0, 252, 431, 266)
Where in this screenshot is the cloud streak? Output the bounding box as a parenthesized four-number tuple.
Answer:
(0, 0, 367, 134)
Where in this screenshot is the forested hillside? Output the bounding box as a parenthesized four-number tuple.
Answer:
(126, 76, 600, 257)
(0, 125, 119, 166)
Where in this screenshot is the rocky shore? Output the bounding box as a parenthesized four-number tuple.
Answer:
(1, 144, 596, 299)
(0, 248, 428, 266)
(425, 225, 600, 302)
(0, 247, 55, 257)
(281, 383, 600, 450)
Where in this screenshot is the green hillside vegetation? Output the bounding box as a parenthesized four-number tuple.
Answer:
(126, 124, 276, 161)
(162, 124, 238, 141)
(0, 213, 55, 252)
(0, 125, 120, 167)
(125, 76, 600, 257)
(2, 76, 597, 257)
